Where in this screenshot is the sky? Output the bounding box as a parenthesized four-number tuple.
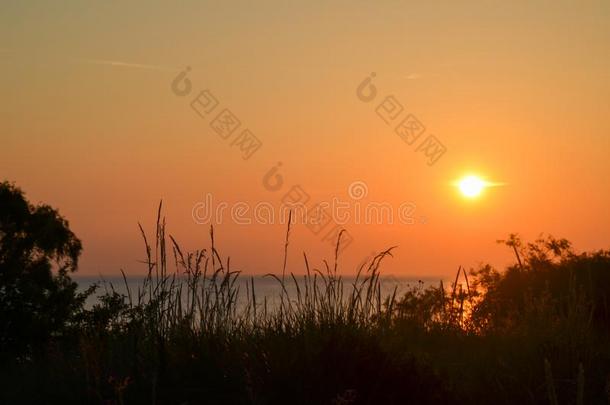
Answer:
(1, 1, 609, 277)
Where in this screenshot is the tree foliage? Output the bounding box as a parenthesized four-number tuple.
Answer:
(0, 181, 90, 359)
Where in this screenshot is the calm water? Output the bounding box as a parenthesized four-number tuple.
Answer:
(75, 275, 444, 310)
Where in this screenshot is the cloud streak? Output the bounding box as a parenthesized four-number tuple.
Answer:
(76, 58, 178, 72)
(0, 50, 178, 73)
(405, 73, 421, 80)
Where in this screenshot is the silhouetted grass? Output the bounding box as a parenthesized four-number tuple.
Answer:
(1, 205, 610, 404)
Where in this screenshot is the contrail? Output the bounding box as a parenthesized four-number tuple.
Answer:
(77, 58, 178, 72)
(0, 51, 179, 72)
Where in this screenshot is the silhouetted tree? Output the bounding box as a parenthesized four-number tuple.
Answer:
(0, 181, 89, 359)
(470, 235, 610, 335)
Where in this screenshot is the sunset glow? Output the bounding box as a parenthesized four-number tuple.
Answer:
(1, 2, 608, 279)
(2, 2, 610, 403)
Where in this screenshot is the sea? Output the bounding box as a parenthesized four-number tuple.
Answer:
(75, 275, 446, 311)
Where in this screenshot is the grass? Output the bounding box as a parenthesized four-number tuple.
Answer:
(2, 204, 610, 404)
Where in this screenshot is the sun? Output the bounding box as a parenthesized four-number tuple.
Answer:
(457, 175, 487, 198)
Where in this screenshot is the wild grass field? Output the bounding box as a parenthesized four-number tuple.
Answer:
(2, 185, 610, 404)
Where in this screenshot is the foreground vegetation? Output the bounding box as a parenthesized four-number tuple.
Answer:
(1, 182, 610, 404)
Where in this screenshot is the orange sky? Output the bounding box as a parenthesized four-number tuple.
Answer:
(2, 2, 609, 277)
